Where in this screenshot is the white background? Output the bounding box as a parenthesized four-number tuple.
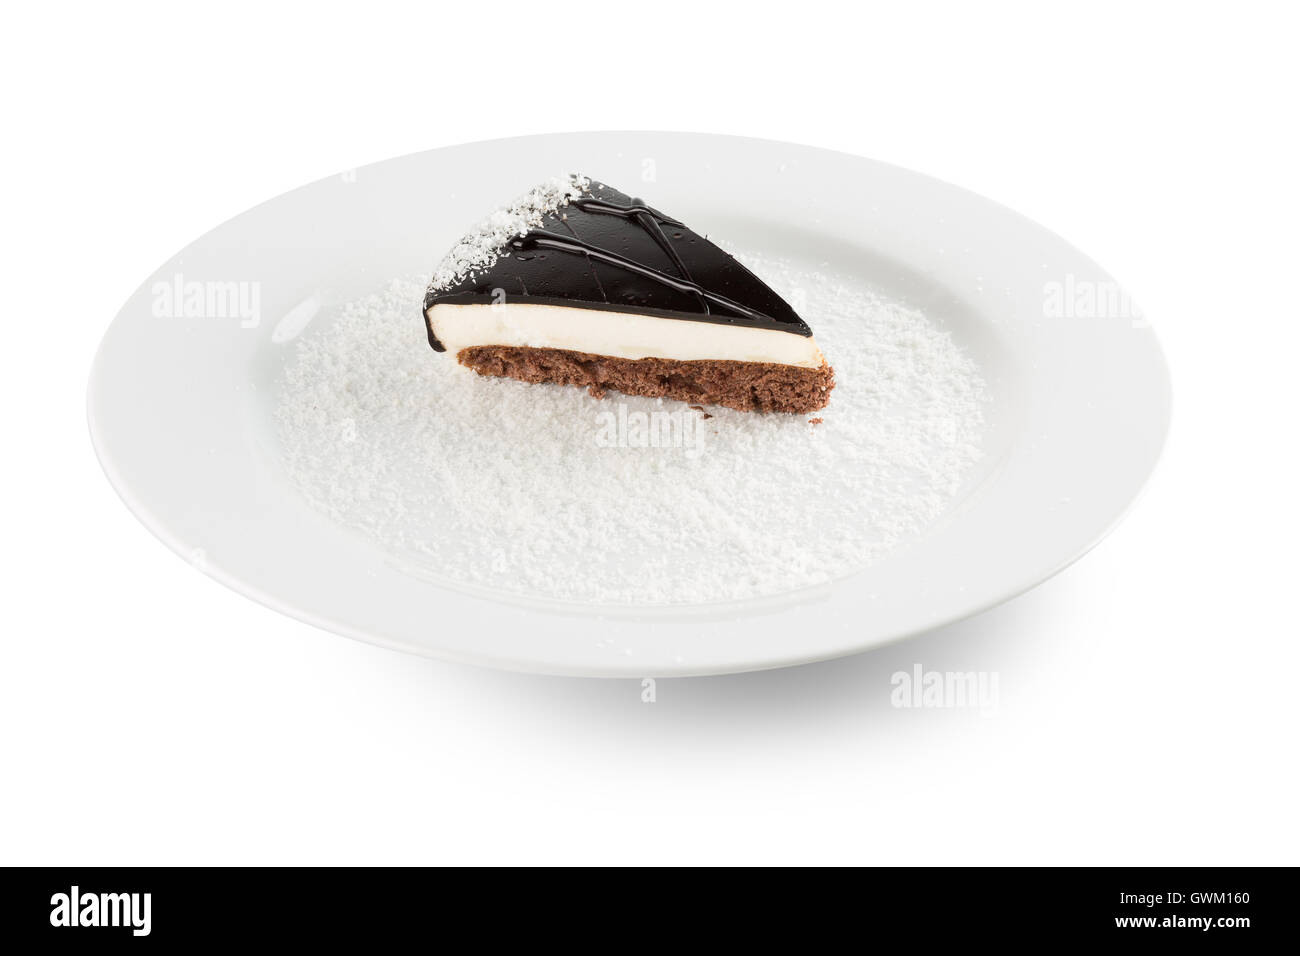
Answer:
(3, 1, 1297, 865)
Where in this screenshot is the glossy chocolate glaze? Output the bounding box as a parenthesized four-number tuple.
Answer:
(423, 180, 812, 351)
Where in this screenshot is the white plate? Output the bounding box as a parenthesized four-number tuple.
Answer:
(88, 132, 1170, 677)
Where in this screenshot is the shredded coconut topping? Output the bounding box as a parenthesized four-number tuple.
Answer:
(277, 250, 988, 607)
(427, 174, 591, 294)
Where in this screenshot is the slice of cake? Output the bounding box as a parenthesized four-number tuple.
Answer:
(422, 175, 834, 414)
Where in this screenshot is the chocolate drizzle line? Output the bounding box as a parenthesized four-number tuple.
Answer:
(571, 196, 708, 314)
(511, 231, 786, 326)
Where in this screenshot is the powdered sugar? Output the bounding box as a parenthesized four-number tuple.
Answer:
(277, 252, 987, 606)
(426, 174, 590, 293)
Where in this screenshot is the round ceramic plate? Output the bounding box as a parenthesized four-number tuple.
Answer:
(88, 132, 1170, 677)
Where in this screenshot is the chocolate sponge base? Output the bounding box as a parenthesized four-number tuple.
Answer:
(457, 346, 834, 414)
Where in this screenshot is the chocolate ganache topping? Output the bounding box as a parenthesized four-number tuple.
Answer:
(422, 178, 812, 351)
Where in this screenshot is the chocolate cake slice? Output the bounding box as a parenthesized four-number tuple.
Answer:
(423, 175, 834, 413)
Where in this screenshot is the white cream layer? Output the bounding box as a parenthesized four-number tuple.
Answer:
(427, 302, 824, 368)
